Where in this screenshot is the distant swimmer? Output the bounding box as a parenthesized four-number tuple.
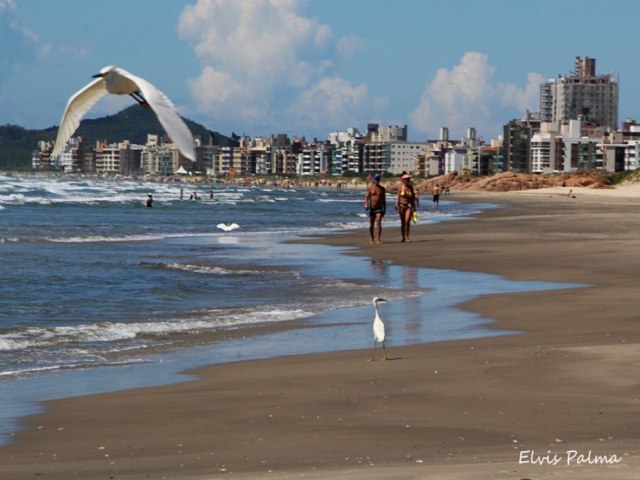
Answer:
(432, 183, 442, 207)
(217, 223, 239, 232)
(146, 193, 153, 208)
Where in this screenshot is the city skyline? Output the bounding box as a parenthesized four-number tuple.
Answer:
(2, 0, 639, 142)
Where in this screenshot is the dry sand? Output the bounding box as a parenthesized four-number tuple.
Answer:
(2, 186, 640, 479)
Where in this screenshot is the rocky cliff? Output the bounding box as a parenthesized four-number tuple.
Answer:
(415, 171, 613, 193)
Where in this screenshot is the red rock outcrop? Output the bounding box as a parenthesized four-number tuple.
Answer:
(414, 171, 612, 193)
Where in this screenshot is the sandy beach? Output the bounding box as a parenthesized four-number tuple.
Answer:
(2, 186, 640, 479)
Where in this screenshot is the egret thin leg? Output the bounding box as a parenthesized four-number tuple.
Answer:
(129, 92, 150, 109)
(369, 341, 377, 362)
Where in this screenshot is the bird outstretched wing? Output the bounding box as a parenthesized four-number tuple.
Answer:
(51, 78, 108, 159)
(121, 68, 196, 162)
(217, 223, 240, 231)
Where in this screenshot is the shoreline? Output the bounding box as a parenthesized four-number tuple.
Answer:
(2, 189, 640, 478)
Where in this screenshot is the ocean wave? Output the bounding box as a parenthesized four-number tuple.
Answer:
(325, 220, 371, 230)
(0, 193, 27, 203)
(0, 306, 316, 353)
(0, 358, 149, 379)
(316, 198, 363, 203)
(143, 262, 279, 277)
(0, 177, 252, 206)
(44, 231, 220, 243)
(0, 287, 429, 354)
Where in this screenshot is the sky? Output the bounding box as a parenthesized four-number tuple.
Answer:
(1, 0, 639, 142)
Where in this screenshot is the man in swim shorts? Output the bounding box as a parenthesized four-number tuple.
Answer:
(364, 173, 386, 244)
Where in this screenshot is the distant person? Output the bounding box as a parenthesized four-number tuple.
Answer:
(209, 189, 213, 200)
(432, 183, 442, 207)
(146, 193, 153, 208)
(180, 188, 184, 200)
(396, 173, 418, 242)
(364, 173, 386, 244)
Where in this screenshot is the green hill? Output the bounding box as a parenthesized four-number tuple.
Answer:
(0, 106, 233, 170)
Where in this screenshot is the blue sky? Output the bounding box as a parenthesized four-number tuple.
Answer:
(1, 0, 638, 142)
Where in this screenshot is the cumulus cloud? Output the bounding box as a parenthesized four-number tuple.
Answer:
(178, 0, 382, 134)
(500, 71, 546, 111)
(0, 0, 15, 12)
(0, 1, 86, 71)
(336, 34, 366, 58)
(410, 52, 543, 139)
(178, 0, 326, 112)
(286, 76, 370, 129)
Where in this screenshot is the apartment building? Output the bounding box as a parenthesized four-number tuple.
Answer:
(386, 142, 424, 174)
(328, 128, 363, 175)
(540, 57, 618, 130)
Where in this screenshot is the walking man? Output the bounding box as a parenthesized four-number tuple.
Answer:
(364, 173, 386, 244)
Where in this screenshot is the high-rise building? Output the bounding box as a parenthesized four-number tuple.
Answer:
(540, 57, 618, 130)
(503, 112, 542, 172)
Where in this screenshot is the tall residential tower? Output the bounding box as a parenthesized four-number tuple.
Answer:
(540, 57, 618, 130)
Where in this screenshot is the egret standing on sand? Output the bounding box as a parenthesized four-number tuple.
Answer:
(50, 65, 195, 162)
(370, 297, 388, 361)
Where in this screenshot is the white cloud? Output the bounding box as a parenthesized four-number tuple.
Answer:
(286, 76, 370, 128)
(500, 71, 546, 111)
(178, 0, 328, 93)
(0, 0, 16, 12)
(1, 4, 87, 66)
(410, 51, 543, 139)
(315, 24, 332, 47)
(178, 0, 383, 133)
(336, 34, 365, 58)
(188, 65, 267, 121)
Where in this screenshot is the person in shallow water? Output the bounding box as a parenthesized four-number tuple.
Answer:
(146, 193, 153, 208)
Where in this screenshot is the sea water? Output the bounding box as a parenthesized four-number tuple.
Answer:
(0, 174, 583, 444)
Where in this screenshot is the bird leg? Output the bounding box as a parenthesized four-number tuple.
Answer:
(368, 342, 377, 362)
(381, 341, 388, 361)
(129, 92, 150, 109)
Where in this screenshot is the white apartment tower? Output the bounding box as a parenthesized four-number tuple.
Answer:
(540, 57, 618, 130)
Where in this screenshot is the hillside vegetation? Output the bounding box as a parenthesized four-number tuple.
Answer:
(0, 105, 232, 170)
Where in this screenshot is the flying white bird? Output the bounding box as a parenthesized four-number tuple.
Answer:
(51, 65, 195, 162)
(216, 223, 240, 232)
(370, 297, 388, 361)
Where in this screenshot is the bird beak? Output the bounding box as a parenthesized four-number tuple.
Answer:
(378, 298, 387, 302)
(91, 73, 104, 78)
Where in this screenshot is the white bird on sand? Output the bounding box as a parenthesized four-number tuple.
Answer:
(50, 65, 195, 162)
(370, 297, 388, 361)
(216, 223, 240, 232)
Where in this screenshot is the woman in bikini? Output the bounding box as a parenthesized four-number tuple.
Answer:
(395, 173, 418, 242)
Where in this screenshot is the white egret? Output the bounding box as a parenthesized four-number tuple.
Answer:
(216, 223, 240, 232)
(51, 65, 196, 162)
(370, 297, 388, 361)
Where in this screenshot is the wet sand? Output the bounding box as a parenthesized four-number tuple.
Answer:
(2, 189, 640, 479)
